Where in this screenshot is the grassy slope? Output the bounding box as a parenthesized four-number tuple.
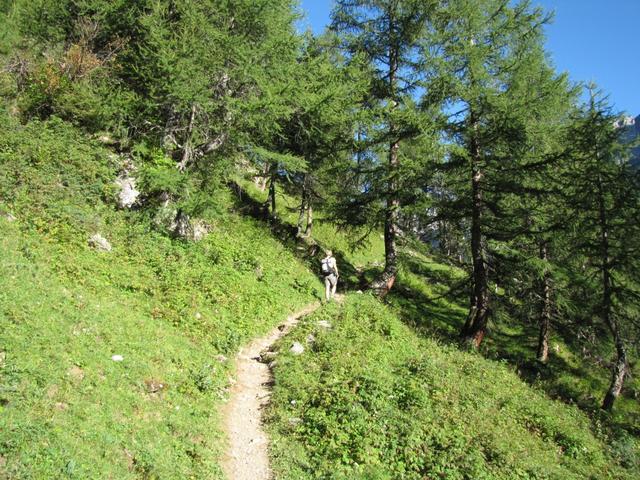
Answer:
(267, 295, 637, 480)
(240, 180, 638, 478)
(0, 116, 321, 478)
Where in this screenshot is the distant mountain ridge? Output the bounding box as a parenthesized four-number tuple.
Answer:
(616, 114, 640, 167)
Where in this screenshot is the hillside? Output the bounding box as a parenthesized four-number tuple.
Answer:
(1, 1, 639, 479)
(0, 114, 320, 478)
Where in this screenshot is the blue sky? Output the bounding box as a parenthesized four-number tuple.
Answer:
(297, 0, 640, 116)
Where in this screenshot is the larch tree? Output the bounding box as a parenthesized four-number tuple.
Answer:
(427, 0, 562, 348)
(565, 88, 640, 411)
(331, 0, 438, 296)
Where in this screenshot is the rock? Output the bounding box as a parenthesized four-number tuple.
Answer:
(290, 342, 304, 355)
(114, 175, 140, 209)
(173, 210, 191, 239)
(191, 220, 210, 242)
(268, 360, 278, 369)
(356, 290, 363, 294)
(88, 234, 112, 252)
(111, 354, 124, 362)
(195, 312, 202, 320)
(97, 134, 117, 145)
(1, 211, 16, 222)
(317, 320, 332, 329)
(306, 334, 316, 344)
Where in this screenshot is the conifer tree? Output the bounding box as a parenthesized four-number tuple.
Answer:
(331, 0, 438, 296)
(565, 88, 640, 410)
(427, 0, 567, 348)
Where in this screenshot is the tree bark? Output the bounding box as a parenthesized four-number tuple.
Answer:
(297, 174, 308, 237)
(305, 204, 313, 237)
(597, 175, 627, 410)
(461, 113, 490, 348)
(267, 165, 277, 218)
(537, 240, 552, 363)
(177, 103, 197, 171)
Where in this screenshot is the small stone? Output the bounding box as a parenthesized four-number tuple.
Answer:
(111, 354, 124, 362)
(357, 290, 363, 294)
(290, 342, 304, 355)
(317, 320, 332, 329)
(306, 334, 316, 344)
(144, 378, 166, 394)
(1, 212, 16, 222)
(195, 312, 202, 320)
(114, 175, 140, 209)
(88, 234, 112, 252)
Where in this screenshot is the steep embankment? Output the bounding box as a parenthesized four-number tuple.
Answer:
(267, 295, 639, 480)
(0, 116, 321, 478)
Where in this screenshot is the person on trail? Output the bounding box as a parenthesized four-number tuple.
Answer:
(321, 250, 338, 302)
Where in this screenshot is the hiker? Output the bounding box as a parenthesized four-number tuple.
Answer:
(321, 250, 339, 301)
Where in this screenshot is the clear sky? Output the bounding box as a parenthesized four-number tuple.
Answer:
(297, 0, 640, 116)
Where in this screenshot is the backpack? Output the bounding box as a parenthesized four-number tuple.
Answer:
(321, 257, 335, 275)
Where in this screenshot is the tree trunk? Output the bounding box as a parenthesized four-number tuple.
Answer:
(537, 240, 552, 363)
(370, 18, 400, 298)
(266, 165, 277, 218)
(177, 103, 197, 172)
(305, 204, 313, 237)
(461, 114, 489, 348)
(596, 175, 627, 411)
(297, 174, 308, 237)
(602, 335, 627, 411)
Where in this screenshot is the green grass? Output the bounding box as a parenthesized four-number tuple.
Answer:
(267, 294, 638, 480)
(0, 116, 322, 478)
(0, 113, 637, 478)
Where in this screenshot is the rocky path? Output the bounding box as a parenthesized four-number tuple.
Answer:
(220, 302, 320, 480)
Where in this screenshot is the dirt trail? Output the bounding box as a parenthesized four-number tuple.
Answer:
(220, 302, 320, 480)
